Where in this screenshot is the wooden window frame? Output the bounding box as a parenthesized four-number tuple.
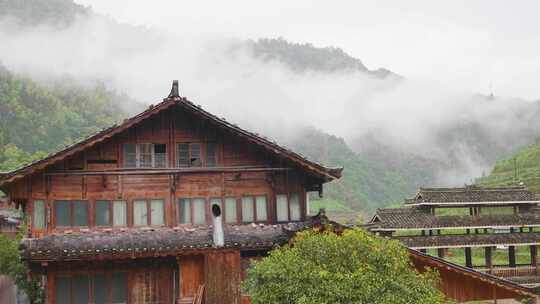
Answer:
(176, 142, 203, 167)
(205, 142, 218, 167)
(223, 197, 240, 224)
(177, 197, 208, 226)
(275, 193, 303, 223)
(54, 200, 89, 228)
(32, 199, 47, 231)
(132, 198, 166, 227)
(94, 200, 127, 227)
(122, 143, 168, 168)
(54, 271, 128, 304)
(241, 195, 269, 224)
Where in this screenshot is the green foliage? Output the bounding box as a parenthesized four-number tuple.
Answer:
(244, 228, 448, 304)
(477, 143, 540, 194)
(0, 65, 138, 172)
(0, 224, 44, 303)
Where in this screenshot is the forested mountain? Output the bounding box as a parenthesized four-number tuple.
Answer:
(0, 65, 139, 171)
(245, 38, 399, 79)
(477, 142, 540, 194)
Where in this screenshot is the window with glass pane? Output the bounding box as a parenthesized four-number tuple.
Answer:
(123, 143, 136, 168)
(93, 275, 108, 304)
(55, 201, 70, 227)
(33, 200, 45, 229)
(150, 200, 164, 226)
(192, 198, 206, 225)
(113, 201, 127, 227)
(73, 201, 88, 226)
(190, 143, 201, 167)
(276, 195, 288, 222)
(72, 275, 89, 304)
(289, 194, 301, 221)
(138, 143, 153, 168)
(154, 144, 167, 168)
(242, 197, 254, 222)
(255, 196, 268, 221)
(206, 143, 217, 167)
(178, 199, 191, 224)
(133, 200, 147, 226)
(225, 198, 237, 223)
(177, 143, 190, 167)
(111, 272, 128, 303)
(95, 200, 110, 226)
(56, 276, 70, 304)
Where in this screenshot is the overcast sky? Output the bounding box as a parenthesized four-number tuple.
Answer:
(74, 0, 540, 100)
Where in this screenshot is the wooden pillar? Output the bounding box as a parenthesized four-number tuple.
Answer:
(437, 248, 445, 258)
(509, 246, 516, 267)
(531, 245, 539, 275)
(421, 230, 426, 236)
(465, 247, 473, 268)
(520, 227, 524, 233)
(428, 229, 433, 236)
(485, 247, 493, 273)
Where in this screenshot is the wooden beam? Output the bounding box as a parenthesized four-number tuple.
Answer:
(485, 247, 493, 273)
(465, 247, 473, 268)
(44, 167, 291, 176)
(509, 246, 516, 267)
(531, 245, 538, 275)
(437, 248, 445, 258)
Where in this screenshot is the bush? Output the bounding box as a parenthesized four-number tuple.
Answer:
(244, 228, 448, 304)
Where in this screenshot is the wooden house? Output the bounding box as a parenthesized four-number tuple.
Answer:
(0, 81, 342, 304)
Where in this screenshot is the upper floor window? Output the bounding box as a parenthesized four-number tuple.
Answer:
(177, 143, 201, 167)
(55, 200, 88, 227)
(206, 142, 218, 167)
(123, 143, 167, 168)
(95, 200, 127, 227)
(33, 200, 46, 229)
(276, 194, 301, 222)
(178, 198, 206, 225)
(241, 196, 268, 223)
(133, 199, 165, 226)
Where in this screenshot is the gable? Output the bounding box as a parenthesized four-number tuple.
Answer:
(0, 88, 342, 188)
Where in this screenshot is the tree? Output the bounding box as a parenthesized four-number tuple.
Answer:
(0, 223, 44, 304)
(244, 228, 448, 304)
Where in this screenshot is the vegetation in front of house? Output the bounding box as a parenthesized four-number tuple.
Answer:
(244, 228, 448, 304)
(0, 224, 44, 304)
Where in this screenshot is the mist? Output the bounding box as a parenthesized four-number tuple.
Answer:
(1, 12, 539, 187)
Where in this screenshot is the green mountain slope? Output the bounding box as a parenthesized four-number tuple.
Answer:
(477, 142, 540, 194)
(0, 65, 139, 171)
(286, 127, 411, 214)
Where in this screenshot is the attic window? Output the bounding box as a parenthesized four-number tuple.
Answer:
(123, 143, 167, 168)
(177, 143, 202, 167)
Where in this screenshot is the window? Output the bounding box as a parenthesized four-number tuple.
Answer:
(133, 199, 165, 226)
(177, 198, 206, 225)
(242, 197, 254, 222)
(55, 201, 88, 227)
(276, 194, 302, 222)
(206, 142, 218, 167)
(95, 200, 127, 227)
(33, 200, 45, 229)
(241, 196, 268, 223)
(123, 143, 167, 168)
(224, 198, 238, 223)
(177, 143, 201, 167)
(56, 273, 127, 304)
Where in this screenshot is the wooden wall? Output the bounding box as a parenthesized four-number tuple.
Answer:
(4, 105, 311, 237)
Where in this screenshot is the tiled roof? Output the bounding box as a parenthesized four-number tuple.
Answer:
(396, 232, 540, 249)
(406, 186, 538, 205)
(21, 222, 305, 262)
(369, 208, 540, 230)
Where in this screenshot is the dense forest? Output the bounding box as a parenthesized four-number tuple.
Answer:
(0, 65, 139, 171)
